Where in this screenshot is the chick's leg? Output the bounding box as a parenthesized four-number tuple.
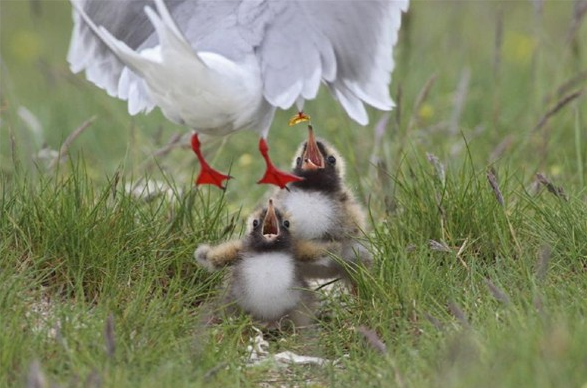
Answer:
(194, 240, 244, 271)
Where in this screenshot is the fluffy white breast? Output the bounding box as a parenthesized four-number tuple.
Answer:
(235, 252, 301, 320)
(281, 190, 336, 240)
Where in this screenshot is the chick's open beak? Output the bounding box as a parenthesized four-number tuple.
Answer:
(262, 199, 279, 239)
(301, 125, 324, 170)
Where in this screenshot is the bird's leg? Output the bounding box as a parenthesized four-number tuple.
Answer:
(257, 138, 304, 189)
(191, 133, 232, 190)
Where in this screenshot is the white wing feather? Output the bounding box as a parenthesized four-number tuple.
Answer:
(68, 0, 409, 126)
(238, 0, 409, 124)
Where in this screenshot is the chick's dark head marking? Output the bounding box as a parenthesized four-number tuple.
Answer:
(246, 199, 293, 251)
(290, 125, 346, 194)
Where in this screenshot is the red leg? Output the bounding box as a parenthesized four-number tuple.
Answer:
(191, 133, 231, 190)
(257, 138, 303, 189)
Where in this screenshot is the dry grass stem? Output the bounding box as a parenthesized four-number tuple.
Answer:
(423, 312, 444, 331)
(493, 7, 503, 78)
(489, 135, 513, 162)
(486, 168, 504, 206)
(375, 160, 392, 197)
(426, 153, 445, 186)
(535, 245, 552, 282)
(533, 89, 584, 133)
(370, 113, 391, 167)
(137, 132, 185, 172)
(536, 173, 568, 201)
(449, 68, 470, 135)
(407, 73, 437, 132)
(448, 301, 471, 329)
(104, 313, 115, 359)
(49, 116, 96, 170)
(553, 70, 587, 101)
(566, 0, 587, 44)
(357, 326, 387, 354)
(484, 278, 510, 305)
(429, 240, 451, 253)
(455, 238, 470, 270)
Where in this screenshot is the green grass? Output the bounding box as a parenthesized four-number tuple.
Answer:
(1, 0, 587, 387)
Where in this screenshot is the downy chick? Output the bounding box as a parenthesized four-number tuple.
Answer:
(273, 125, 372, 284)
(195, 199, 330, 327)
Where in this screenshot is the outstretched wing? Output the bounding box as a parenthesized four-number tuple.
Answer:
(68, 0, 256, 115)
(68, 0, 157, 113)
(68, 0, 409, 124)
(237, 0, 409, 125)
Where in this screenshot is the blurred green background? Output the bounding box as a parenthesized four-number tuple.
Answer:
(1, 0, 586, 208)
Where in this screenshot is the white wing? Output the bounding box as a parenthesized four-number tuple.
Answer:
(68, 0, 257, 116)
(68, 0, 409, 125)
(67, 0, 158, 114)
(238, 0, 409, 125)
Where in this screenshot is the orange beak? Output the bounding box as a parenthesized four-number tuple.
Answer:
(262, 199, 279, 239)
(301, 125, 324, 171)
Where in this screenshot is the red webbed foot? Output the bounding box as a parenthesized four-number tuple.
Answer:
(257, 138, 303, 189)
(191, 133, 232, 190)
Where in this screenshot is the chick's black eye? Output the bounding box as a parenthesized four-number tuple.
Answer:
(283, 220, 290, 228)
(327, 155, 336, 165)
(296, 157, 302, 167)
(253, 219, 259, 228)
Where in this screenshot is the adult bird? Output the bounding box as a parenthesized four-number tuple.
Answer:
(67, 0, 409, 189)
